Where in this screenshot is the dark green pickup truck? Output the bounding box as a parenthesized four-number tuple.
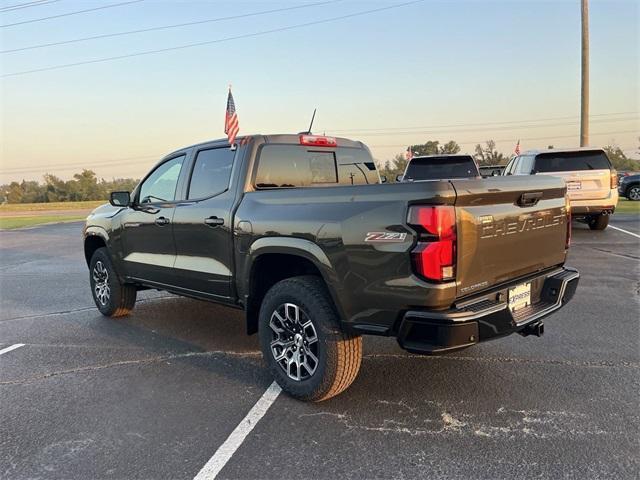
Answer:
(83, 134, 579, 401)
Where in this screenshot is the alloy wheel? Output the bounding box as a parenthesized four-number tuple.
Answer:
(629, 186, 640, 201)
(269, 303, 319, 381)
(92, 260, 111, 306)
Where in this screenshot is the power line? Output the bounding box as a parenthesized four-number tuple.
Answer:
(3, 129, 637, 176)
(1, 0, 61, 12)
(1, 0, 426, 77)
(0, 0, 144, 28)
(368, 129, 640, 148)
(322, 111, 639, 133)
(0, 154, 161, 174)
(327, 116, 639, 137)
(1, 0, 343, 54)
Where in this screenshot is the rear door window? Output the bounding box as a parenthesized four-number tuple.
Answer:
(534, 151, 611, 172)
(404, 156, 479, 181)
(187, 147, 235, 199)
(516, 155, 535, 174)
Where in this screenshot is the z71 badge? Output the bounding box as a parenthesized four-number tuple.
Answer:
(365, 232, 407, 243)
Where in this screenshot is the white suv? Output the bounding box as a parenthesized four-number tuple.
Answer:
(504, 148, 618, 230)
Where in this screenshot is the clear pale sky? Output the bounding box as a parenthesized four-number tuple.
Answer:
(1, 0, 638, 183)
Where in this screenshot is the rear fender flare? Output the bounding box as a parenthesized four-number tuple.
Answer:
(242, 237, 346, 320)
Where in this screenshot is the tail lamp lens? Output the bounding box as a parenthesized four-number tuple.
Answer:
(610, 171, 618, 189)
(407, 206, 456, 281)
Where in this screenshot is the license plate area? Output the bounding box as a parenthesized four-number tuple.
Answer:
(509, 282, 531, 313)
(566, 180, 582, 191)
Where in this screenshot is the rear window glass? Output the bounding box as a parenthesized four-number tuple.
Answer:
(255, 145, 377, 188)
(404, 156, 479, 181)
(534, 151, 611, 172)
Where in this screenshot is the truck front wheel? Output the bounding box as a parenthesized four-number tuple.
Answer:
(89, 247, 137, 317)
(259, 275, 362, 401)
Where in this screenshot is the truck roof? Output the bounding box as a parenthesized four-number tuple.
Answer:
(410, 154, 474, 159)
(521, 147, 606, 156)
(164, 134, 367, 159)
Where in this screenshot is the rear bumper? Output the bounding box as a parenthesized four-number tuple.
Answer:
(396, 267, 579, 354)
(570, 190, 618, 216)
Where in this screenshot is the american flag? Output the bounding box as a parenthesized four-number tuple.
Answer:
(405, 146, 413, 161)
(225, 87, 239, 145)
(514, 140, 521, 155)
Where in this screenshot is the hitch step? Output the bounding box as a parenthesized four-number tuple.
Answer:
(519, 321, 544, 337)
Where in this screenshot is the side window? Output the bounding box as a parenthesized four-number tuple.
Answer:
(337, 149, 378, 185)
(517, 155, 534, 174)
(506, 157, 520, 175)
(138, 155, 185, 203)
(187, 148, 235, 199)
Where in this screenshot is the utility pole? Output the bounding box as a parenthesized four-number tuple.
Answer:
(580, 0, 589, 147)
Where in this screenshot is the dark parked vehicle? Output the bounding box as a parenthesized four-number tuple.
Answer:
(84, 134, 579, 401)
(619, 174, 640, 201)
(479, 165, 506, 177)
(398, 154, 480, 182)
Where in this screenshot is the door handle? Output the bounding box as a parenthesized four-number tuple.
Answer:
(155, 216, 170, 226)
(517, 191, 542, 207)
(204, 216, 224, 227)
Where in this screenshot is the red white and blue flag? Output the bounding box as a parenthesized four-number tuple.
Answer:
(225, 87, 239, 145)
(514, 140, 521, 155)
(405, 146, 413, 161)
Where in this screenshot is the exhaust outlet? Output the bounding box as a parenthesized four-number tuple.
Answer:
(519, 321, 544, 338)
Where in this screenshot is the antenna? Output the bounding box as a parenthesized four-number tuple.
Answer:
(299, 108, 317, 135)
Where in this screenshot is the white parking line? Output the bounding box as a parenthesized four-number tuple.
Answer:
(0, 343, 25, 356)
(193, 381, 282, 480)
(609, 225, 640, 239)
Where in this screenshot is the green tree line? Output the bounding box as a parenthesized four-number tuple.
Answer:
(1, 170, 139, 204)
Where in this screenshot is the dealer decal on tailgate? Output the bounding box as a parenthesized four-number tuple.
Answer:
(365, 232, 407, 243)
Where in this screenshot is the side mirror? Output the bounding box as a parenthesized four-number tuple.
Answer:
(110, 191, 131, 207)
(396, 174, 404, 183)
(380, 175, 388, 183)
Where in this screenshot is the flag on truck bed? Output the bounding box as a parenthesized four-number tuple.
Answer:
(225, 87, 239, 145)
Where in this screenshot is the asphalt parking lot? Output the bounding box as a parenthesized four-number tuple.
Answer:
(1, 216, 639, 479)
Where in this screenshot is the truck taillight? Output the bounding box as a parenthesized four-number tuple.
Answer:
(565, 196, 572, 249)
(610, 171, 618, 189)
(299, 135, 337, 147)
(407, 206, 456, 281)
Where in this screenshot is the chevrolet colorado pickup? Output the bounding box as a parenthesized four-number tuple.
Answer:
(84, 134, 579, 401)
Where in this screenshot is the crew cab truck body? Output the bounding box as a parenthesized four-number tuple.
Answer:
(84, 134, 579, 401)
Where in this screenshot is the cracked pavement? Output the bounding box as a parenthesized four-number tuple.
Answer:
(1, 217, 639, 479)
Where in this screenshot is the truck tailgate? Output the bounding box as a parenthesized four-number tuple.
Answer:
(450, 176, 568, 298)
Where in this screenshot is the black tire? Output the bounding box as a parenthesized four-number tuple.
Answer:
(259, 275, 362, 402)
(626, 185, 640, 201)
(588, 214, 609, 231)
(89, 247, 137, 317)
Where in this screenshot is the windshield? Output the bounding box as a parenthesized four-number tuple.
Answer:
(404, 156, 479, 181)
(534, 150, 611, 172)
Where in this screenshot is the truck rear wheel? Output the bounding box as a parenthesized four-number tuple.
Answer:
(259, 275, 362, 401)
(89, 247, 137, 317)
(588, 214, 609, 231)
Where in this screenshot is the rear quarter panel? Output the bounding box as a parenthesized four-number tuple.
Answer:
(235, 182, 457, 332)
